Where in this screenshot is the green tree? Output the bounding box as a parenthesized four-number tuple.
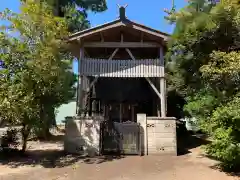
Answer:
(166, 0, 240, 170)
(20, 0, 107, 32)
(0, 0, 76, 149)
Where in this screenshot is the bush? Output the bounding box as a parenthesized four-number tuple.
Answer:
(205, 128, 240, 171)
(184, 94, 240, 171)
(203, 97, 240, 171)
(0, 128, 20, 151)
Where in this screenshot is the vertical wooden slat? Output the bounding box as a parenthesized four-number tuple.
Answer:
(134, 60, 136, 77)
(97, 58, 100, 77)
(152, 59, 154, 77)
(118, 60, 120, 77)
(109, 59, 112, 77)
(128, 59, 131, 77)
(101, 59, 104, 77)
(80, 58, 165, 78)
(98, 59, 101, 76)
(150, 59, 152, 77)
(83, 58, 85, 76)
(118, 60, 121, 77)
(155, 59, 157, 77)
(140, 60, 142, 77)
(107, 58, 110, 77)
(93, 58, 95, 76)
(93, 59, 95, 76)
(101, 59, 103, 77)
(136, 60, 138, 77)
(112, 60, 115, 77)
(157, 58, 160, 77)
(88, 58, 91, 76)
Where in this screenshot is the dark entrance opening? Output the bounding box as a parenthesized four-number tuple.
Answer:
(96, 77, 157, 155)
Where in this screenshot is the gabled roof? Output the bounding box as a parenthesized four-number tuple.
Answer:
(68, 7, 170, 42)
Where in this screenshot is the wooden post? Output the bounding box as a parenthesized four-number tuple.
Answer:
(159, 46, 166, 117)
(78, 47, 84, 116)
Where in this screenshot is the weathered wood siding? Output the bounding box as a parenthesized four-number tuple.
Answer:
(81, 58, 163, 77)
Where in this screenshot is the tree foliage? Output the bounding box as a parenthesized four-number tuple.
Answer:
(20, 0, 107, 32)
(166, 0, 240, 170)
(0, 0, 76, 149)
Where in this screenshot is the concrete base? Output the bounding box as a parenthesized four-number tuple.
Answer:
(64, 116, 103, 157)
(137, 114, 177, 155)
(64, 114, 177, 156)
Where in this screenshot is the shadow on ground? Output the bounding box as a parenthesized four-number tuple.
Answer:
(176, 120, 210, 156)
(0, 133, 124, 169)
(176, 124, 240, 176)
(210, 164, 240, 178)
(177, 133, 210, 156)
(0, 149, 124, 168)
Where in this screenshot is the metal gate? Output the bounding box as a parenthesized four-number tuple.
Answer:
(100, 121, 141, 155)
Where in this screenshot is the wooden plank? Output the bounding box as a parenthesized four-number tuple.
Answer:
(125, 48, 135, 60)
(109, 48, 119, 60)
(83, 42, 160, 48)
(145, 77, 162, 100)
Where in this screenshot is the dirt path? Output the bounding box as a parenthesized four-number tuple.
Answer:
(0, 133, 239, 180)
(1, 149, 239, 180)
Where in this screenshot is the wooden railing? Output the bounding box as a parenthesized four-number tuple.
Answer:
(81, 58, 164, 77)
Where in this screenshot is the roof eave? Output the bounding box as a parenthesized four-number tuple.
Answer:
(68, 18, 170, 42)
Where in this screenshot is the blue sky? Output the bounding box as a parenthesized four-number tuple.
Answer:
(0, 0, 187, 73)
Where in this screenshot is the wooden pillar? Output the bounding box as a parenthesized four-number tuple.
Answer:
(92, 82, 96, 116)
(160, 46, 166, 117)
(77, 47, 84, 116)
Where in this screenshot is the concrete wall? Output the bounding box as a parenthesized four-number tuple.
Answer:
(137, 114, 177, 155)
(64, 116, 103, 156)
(65, 114, 176, 156)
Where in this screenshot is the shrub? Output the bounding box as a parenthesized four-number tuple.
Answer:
(0, 128, 20, 151)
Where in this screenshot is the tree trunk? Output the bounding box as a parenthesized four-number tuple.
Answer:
(37, 103, 54, 140)
(21, 124, 30, 153)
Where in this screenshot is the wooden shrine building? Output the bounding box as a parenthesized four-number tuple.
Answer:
(65, 6, 177, 156)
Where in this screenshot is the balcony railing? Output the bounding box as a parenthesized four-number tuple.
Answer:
(81, 58, 164, 77)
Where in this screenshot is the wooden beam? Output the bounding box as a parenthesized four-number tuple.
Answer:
(84, 48, 90, 58)
(83, 42, 160, 48)
(109, 48, 119, 60)
(125, 48, 135, 60)
(145, 77, 162, 100)
(77, 47, 84, 115)
(159, 46, 166, 117)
